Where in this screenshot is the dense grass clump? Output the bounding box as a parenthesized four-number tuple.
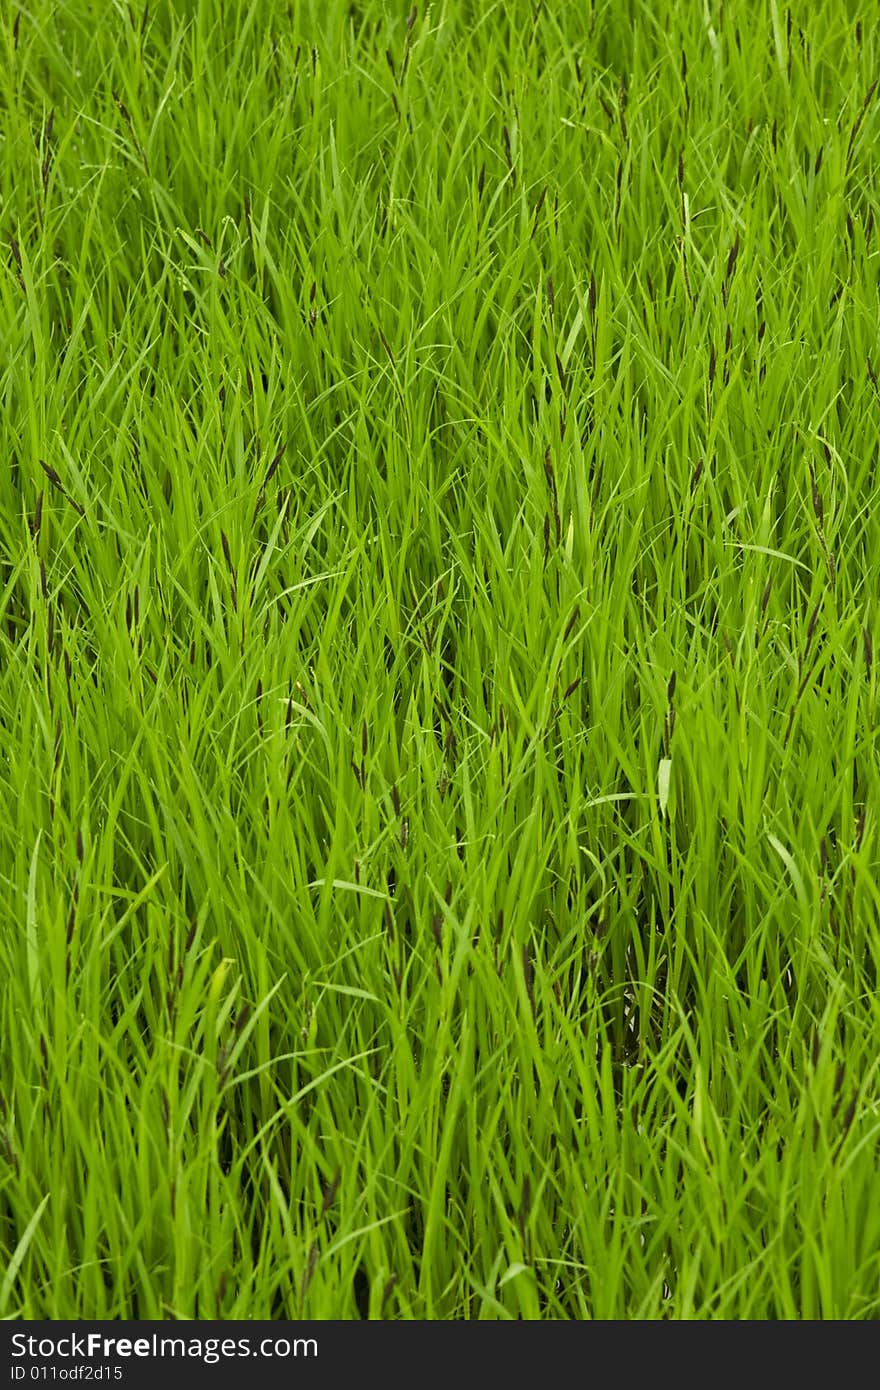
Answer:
(1, 0, 879, 1319)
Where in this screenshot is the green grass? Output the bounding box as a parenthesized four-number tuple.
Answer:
(1, 0, 879, 1320)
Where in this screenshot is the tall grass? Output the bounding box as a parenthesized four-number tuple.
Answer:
(1, 0, 878, 1318)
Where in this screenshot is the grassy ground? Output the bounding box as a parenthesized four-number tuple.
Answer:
(1, 0, 879, 1319)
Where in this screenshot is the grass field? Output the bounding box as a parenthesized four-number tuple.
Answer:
(1, 0, 879, 1320)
